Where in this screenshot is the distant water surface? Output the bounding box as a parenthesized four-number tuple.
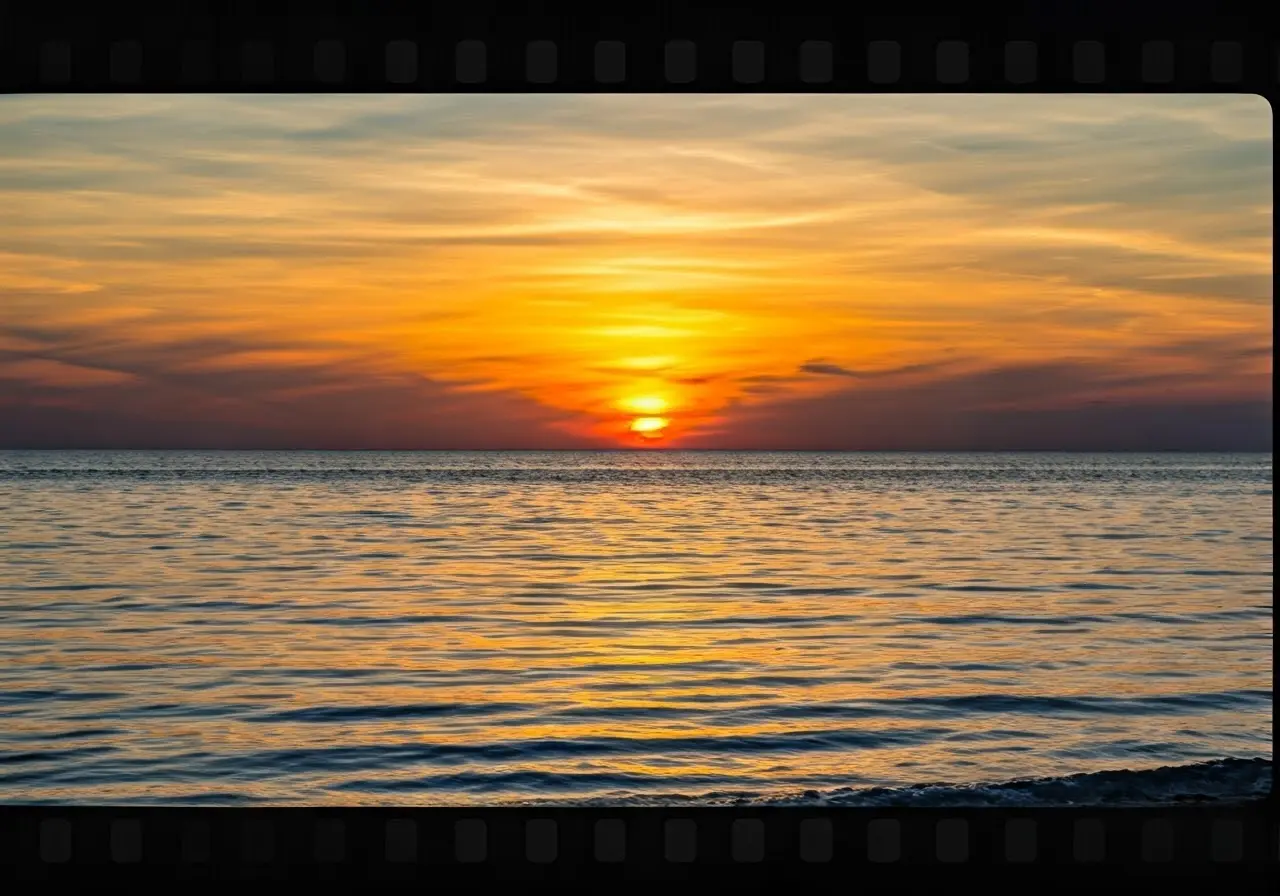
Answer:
(0, 451, 1270, 805)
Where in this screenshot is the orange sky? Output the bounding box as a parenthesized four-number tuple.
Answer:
(0, 95, 1271, 450)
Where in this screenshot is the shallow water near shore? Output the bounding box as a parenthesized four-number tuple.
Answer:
(0, 451, 1270, 805)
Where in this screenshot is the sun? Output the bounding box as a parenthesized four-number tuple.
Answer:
(629, 416, 670, 440)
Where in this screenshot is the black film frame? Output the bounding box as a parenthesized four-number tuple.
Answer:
(0, 1, 1275, 881)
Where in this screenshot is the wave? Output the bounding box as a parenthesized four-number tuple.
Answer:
(1, 757, 1267, 807)
(516, 757, 1271, 807)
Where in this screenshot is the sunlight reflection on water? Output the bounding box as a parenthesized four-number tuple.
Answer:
(0, 451, 1271, 805)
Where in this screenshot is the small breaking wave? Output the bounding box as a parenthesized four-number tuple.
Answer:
(522, 758, 1271, 807)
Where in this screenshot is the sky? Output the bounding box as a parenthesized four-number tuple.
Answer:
(0, 94, 1271, 450)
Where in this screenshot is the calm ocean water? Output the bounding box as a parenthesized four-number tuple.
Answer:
(0, 451, 1271, 806)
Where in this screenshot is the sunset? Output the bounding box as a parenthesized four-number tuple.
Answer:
(0, 94, 1270, 810)
(0, 94, 1270, 450)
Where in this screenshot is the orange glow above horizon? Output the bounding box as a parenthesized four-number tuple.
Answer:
(622, 396, 669, 415)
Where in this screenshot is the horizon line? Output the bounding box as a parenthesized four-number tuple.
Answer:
(0, 447, 1272, 454)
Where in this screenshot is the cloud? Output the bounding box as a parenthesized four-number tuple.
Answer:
(680, 355, 1271, 451)
(740, 374, 801, 384)
(799, 360, 860, 377)
(0, 358, 138, 388)
(797, 359, 957, 380)
(0, 316, 612, 449)
(0, 356, 610, 450)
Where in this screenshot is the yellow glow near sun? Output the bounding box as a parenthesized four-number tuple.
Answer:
(629, 416, 669, 434)
(617, 356, 678, 371)
(622, 395, 669, 414)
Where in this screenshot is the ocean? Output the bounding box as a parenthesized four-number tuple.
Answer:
(0, 450, 1270, 806)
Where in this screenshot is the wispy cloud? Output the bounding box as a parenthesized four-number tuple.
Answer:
(799, 361, 860, 378)
(682, 351, 1272, 451)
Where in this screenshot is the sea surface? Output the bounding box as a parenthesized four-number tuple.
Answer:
(0, 451, 1271, 806)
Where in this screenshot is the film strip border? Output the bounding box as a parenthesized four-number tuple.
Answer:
(1, 6, 1275, 879)
(1, 806, 1276, 876)
(0, 21, 1276, 91)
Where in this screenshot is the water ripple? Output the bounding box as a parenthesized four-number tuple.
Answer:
(0, 450, 1270, 805)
